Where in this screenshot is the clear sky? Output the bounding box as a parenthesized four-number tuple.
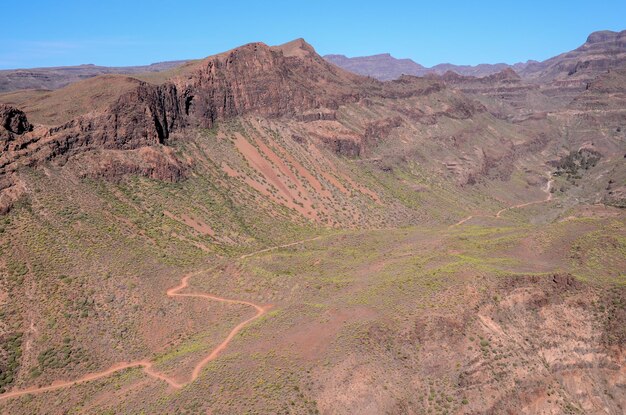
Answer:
(1, 0, 624, 70)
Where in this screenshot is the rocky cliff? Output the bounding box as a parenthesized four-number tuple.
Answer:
(520, 30, 626, 82)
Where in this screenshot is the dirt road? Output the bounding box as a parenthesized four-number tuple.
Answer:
(450, 177, 554, 227)
(239, 236, 321, 259)
(0, 269, 272, 402)
(0, 235, 322, 402)
(495, 179, 553, 218)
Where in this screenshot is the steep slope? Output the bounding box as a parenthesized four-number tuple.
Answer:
(2, 36, 622, 219)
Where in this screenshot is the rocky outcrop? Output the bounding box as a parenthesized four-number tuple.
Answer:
(0, 39, 430, 182)
(363, 117, 403, 147)
(295, 111, 337, 122)
(69, 146, 188, 183)
(0, 83, 182, 174)
(1, 105, 32, 151)
(319, 136, 362, 158)
(174, 40, 371, 129)
(1, 105, 32, 135)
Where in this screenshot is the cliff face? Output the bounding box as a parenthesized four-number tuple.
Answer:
(0, 40, 383, 213)
(174, 39, 371, 128)
(0, 40, 378, 178)
(0, 84, 180, 174)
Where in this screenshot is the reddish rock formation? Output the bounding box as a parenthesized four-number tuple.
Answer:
(1, 105, 32, 151)
(0, 39, 428, 183)
(172, 39, 372, 129)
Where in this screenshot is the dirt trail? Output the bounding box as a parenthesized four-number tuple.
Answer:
(495, 179, 553, 218)
(0, 269, 272, 402)
(450, 177, 554, 228)
(239, 236, 322, 259)
(450, 215, 477, 227)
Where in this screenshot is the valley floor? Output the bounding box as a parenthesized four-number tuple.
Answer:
(1, 192, 624, 414)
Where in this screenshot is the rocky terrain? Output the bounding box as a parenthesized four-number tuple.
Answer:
(0, 31, 624, 414)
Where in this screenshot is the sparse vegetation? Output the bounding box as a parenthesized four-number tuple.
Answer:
(553, 149, 601, 183)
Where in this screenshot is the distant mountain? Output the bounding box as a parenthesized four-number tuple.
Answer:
(324, 53, 426, 80)
(325, 30, 626, 82)
(519, 30, 626, 82)
(0, 60, 188, 92)
(324, 54, 516, 80)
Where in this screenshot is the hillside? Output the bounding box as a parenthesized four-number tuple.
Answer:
(0, 35, 624, 414)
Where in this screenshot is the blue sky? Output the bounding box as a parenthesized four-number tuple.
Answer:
(1, 0, 624, 69)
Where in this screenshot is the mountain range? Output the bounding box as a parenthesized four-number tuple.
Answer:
(0, 30, 624, 414)
(325, 29, 626, 81)
(0, 61, 189, 93)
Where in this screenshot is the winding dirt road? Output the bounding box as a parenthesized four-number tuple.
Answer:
(239, 236, 321, 259)
(0, 254, 290, 402)
(1, 235, 321, 402)
(450, 177, 554, 228)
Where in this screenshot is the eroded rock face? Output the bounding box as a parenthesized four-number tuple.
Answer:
(1, 105, 32, 151)
(0, 88, 187, 212)
(363, 117, 403, 148)
(0, 41, 377, 177)
(0, 84, 184, 179)
(173, 40, 371, 129)
(1, 105, 32, 135)
(0, 41, 376, 212)
(520, 30, 626, 82)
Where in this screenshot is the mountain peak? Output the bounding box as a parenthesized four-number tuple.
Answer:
(585, 29, 626, 44)
(273, 38, 316, 58)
